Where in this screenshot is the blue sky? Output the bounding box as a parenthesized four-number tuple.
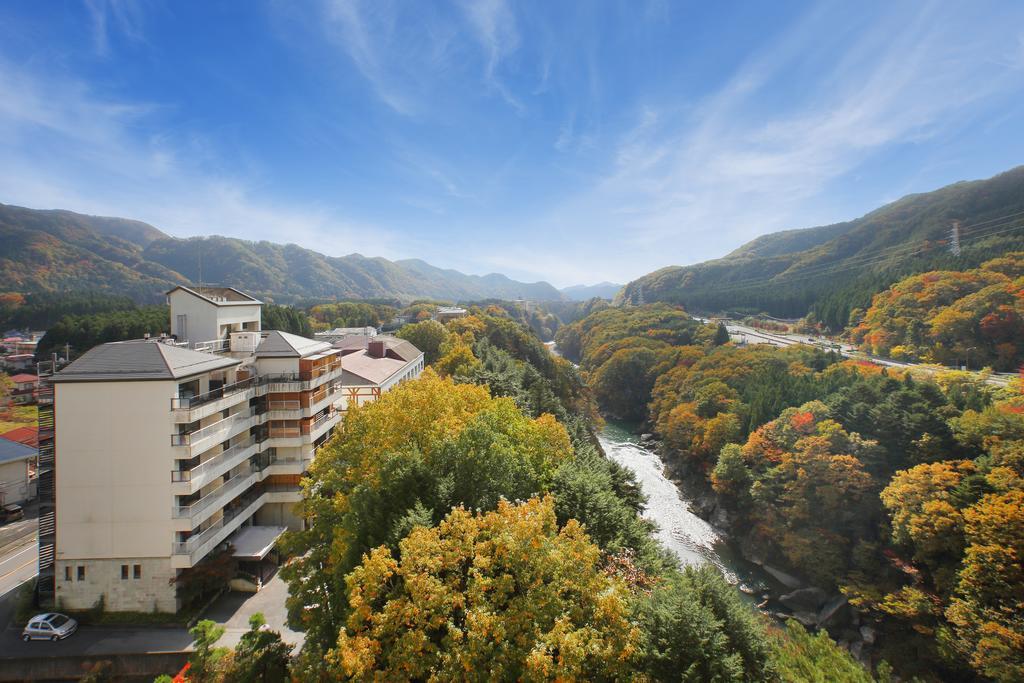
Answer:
(1, 1, 1024, 287)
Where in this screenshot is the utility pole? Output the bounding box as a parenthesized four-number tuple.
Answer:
(949, 220, 962, 257)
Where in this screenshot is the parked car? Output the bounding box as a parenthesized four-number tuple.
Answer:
(22, 613, 78, 641)
(0, 504, 24, 524)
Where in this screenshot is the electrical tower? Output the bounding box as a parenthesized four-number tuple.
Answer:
(949, 220, 962, 256)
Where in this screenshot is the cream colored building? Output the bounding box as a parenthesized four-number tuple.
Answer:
(44, 289, 387, 613)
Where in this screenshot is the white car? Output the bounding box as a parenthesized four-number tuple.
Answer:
(22, 613, 78, 641)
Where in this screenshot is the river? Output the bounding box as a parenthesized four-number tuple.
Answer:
(598, 421, 770, 595)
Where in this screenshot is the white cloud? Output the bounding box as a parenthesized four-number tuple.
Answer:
(534, 4, 1024, 282)
(0, 57, 401, 261)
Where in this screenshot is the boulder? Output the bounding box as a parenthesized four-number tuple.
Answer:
(639, 433, 655, 443)
(790, 611, 819, 628)
(816, 594, 850, 628)
(762, 564, 802, 589)
(780, 587, 829, 612)
(859, 625, 876, 645)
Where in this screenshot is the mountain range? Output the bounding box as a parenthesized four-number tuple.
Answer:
(560, 282, 623, 301)
(617, 165, 1024, 328)
(0, 204, 565, 303)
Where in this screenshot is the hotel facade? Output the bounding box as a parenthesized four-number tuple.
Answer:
(37, 286, 422, 613)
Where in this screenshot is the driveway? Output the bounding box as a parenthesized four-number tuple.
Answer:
(205, 571, 305, 651)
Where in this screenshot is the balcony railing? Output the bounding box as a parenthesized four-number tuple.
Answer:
(172, 439, 257, 485)
(171, 489, 265, 561)
(310, 411, 336, 433)
(192, 339, 230, 354)
(171, 408, 254, 450)
(172, 471, 258, 525)
(172, 376, 255, 410)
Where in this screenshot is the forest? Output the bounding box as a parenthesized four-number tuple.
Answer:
(849, 252, 1024, 370)
(557, 303, 1023, 682)
(266, 306, 876, 681)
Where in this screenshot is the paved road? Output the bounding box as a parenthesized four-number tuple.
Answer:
(0, 541, 37, 599)
(726, 323, 1013, 386)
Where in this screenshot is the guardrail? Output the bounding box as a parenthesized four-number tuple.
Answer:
(172, 376, 255, 410)
(171, 439, 257, 484)
(172, 471, 258, 524)
(171, 408, 254, 448)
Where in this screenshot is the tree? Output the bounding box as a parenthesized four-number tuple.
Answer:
(770, 621, 874, 683)
(713, 322, 731, 346)
(281, 371, 572, 652)
(397, 319, 450, 364)
(435, 332, 481, 378)
(186, 620, 227, 682)
(219, 613, 292, 683)
(635, 566, 774, 681)
(327, 497, 639, 681)
(943, 490, 1024, 681)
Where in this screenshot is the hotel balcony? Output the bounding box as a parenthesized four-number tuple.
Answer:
(171, 377, 256, 423)
(171, 408, 256, 457)
(171, 439, 259, 495)
(172, 470, 259, 530)
(170, 490, 267, 568)
(255, 360, 343, 394)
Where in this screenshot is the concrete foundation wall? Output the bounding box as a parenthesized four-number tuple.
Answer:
(56, 557, 178, 613)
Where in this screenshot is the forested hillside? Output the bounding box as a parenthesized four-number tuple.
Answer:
(273, 305, 873, 681)
(0, 203, 564, 303)
(561, 304, 1024, 681)
(617, 166, 1024, 329)
(849, 252, 1024, 371)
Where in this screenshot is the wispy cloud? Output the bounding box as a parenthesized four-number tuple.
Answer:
(84, 0, 148, 56)
(0, 57, 400, 260)
(459, 0, 523, 113)
(536, 3, 1024, 282)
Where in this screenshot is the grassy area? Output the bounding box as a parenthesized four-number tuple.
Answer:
(0, 404, 37, 433)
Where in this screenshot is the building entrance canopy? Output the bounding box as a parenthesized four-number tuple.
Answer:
(230, 525, 287, 561)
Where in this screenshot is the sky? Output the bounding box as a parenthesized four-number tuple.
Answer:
(2, 1, 1024, 288)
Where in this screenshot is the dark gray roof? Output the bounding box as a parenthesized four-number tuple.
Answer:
(0, 437, 36, 464)
(166, 285, 262, 306)
(256, 331, 332, 358)
(52, 340, 239, 382)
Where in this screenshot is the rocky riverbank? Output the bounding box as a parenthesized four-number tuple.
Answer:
(636, 431, 881, 667)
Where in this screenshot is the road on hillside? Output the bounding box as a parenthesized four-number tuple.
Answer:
(724, 322, 1013, 387)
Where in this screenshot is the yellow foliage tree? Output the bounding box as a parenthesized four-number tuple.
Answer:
(328, 497, 639, 681)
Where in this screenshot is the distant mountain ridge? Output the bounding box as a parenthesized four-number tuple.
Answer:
(617, 165, 1024, 328)
(0, 203, 565, 303)
(560, 282, 623, 300)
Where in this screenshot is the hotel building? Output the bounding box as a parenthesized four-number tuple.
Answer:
(36, 286, 422, 612)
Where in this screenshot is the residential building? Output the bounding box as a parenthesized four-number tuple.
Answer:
(37, 286, 422, 613)
(1, 354, 35, 373)
(435, 306, 468, 322)
(334, 336, 424, 411)
(0, 437, 36, 505)
(8, 373, 39, 404)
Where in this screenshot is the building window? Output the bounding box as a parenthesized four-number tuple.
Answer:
(133, 564, 142, 579)
(121, 565, 129, 580)
(77, 566, 85, 581)
(64, 566, 71, 581)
